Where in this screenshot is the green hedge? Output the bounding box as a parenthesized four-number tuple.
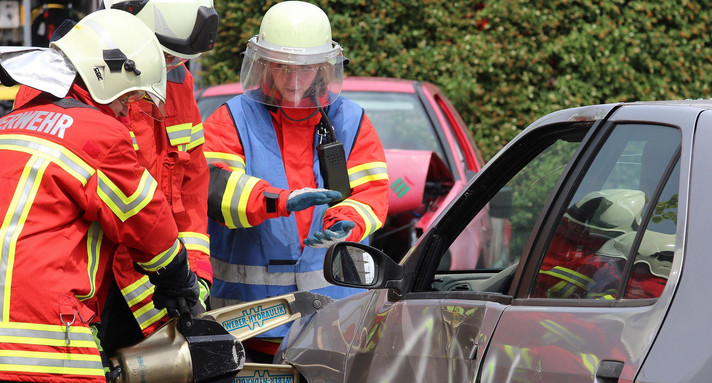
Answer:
(200, 0, 712, 160)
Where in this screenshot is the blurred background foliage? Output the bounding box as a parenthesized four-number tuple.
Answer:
(199, 0, 712, 160)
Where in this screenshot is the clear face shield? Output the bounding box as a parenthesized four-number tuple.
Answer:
(239, 36, 345, 108)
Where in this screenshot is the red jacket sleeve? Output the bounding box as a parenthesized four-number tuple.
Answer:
(82, 123, 182, 272)
(203, 104, 291, 229)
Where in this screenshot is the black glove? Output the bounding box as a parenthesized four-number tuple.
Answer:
(144, 246, 204, 317)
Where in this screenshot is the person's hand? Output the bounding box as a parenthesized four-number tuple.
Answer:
(304, 220, 355, 248)
(147, 259, 204, 317)
(287, 188, 342, 212)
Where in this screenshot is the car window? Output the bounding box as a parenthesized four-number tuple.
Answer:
(439, 134, 583, 273)
(428, 125, 589, 294)
(530, 123, 681, 300)
(196, 95, 234, 121)
(343, 91, 447, 162)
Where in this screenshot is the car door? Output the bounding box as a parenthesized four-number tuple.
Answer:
(479, 104, 692, 383)
(336, 106, 602, 383)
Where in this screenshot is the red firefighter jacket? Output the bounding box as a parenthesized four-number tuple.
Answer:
(0, 84, 183, 383)
(110, 65, 211, 336)
(203, 103, 389, 242)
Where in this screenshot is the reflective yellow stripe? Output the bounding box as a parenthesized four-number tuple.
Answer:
(539, 319, 584, 348)
(118, 276, 167, 330)
(166, 122, 192, 146)
(132, 301, 166, 330)
(129, 131, 139, 151)
(0, 346, 104, 376)
(179, 232, 210, 255)
(185, 123, 205, 151)
(222, 172, 259, 229)
(0, 363, 104, 377)
(76, 223, 102, 301)
(120, 275, 153, 307)
(96, 168, 158, 222)
(0, 321, 96, 348)
(580, 353, 599, 376)
(348, 161, 388, 188)
(331, 199, 382, 240)
(0, 134, 94, 185)
(0, 155, 49, 321)
(136, 238, 181, 272)
(540, 266, 592, 291)
(205, 151, 246, 172)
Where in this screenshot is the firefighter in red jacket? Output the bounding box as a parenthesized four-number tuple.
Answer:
(0, 9, 200, 383)
(89, 0, 219, 353)
(203, 1, 389, 360)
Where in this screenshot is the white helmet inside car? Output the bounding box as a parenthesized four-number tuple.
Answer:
(107, 0, 218, 61)
(564, 189, 646, 237)
(596, 230, 675, 279)
(50, 9, 166, 107)
(240, 0, 347, 108)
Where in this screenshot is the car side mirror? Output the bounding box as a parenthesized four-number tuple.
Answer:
(489, 186, 513, 219)
(324, 242, 405, 294)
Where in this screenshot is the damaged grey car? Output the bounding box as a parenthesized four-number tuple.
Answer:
(275, 101, 712, 383)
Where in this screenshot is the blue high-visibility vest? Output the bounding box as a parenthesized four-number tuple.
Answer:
(209, 94, 366, 337)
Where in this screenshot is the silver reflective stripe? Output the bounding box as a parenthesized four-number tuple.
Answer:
(0, 135, 93, 184)
(96, 169, 157, 220)
(348, 162, 388, 187)
(296, 269, 332, 291)
(166, 123, 192, 146)
(0, 325, 95, 344)
(179, 232, 210, 255)
(120, 277, 166, 330)
(76, 222, 102, 301)
(0, 156, 49, 320)
(133, 302, 165, 330)
(211, 257, 296, 286)
(130, 131, 139, 151)
(122, 277, 153, 305)
(185, 123, 205, 150)
(138, 238, 180, 272)
(226, 173, 256, 228)
(83, 18, 119, 49)
(0, 351, 103, 370)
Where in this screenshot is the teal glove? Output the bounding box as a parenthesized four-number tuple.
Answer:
(287, 188, 342, 212)
(304, 220, 356, 248)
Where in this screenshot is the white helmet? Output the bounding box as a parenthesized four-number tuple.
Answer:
(564, 189, 646, 236)
(50, 9, 166, 107)
(596, 231, 675, 279)
(107, 0, 218, 60)
(240, 1, 347, 108)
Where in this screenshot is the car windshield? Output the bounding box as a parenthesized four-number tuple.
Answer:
(343, 91, 446, 161)
(196, 91, 446, 162)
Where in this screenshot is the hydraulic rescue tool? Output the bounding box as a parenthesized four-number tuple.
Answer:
(109, 291, 334, 383)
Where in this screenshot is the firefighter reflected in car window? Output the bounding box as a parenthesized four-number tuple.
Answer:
(531, 189, 646, 299)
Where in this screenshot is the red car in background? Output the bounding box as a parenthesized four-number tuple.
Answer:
(195, 77, 509, 269)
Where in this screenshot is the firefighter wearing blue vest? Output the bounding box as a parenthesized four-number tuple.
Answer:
(202, 0, 390, 361)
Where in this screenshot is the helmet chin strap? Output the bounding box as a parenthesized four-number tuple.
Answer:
(278, 106, 318, 122)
